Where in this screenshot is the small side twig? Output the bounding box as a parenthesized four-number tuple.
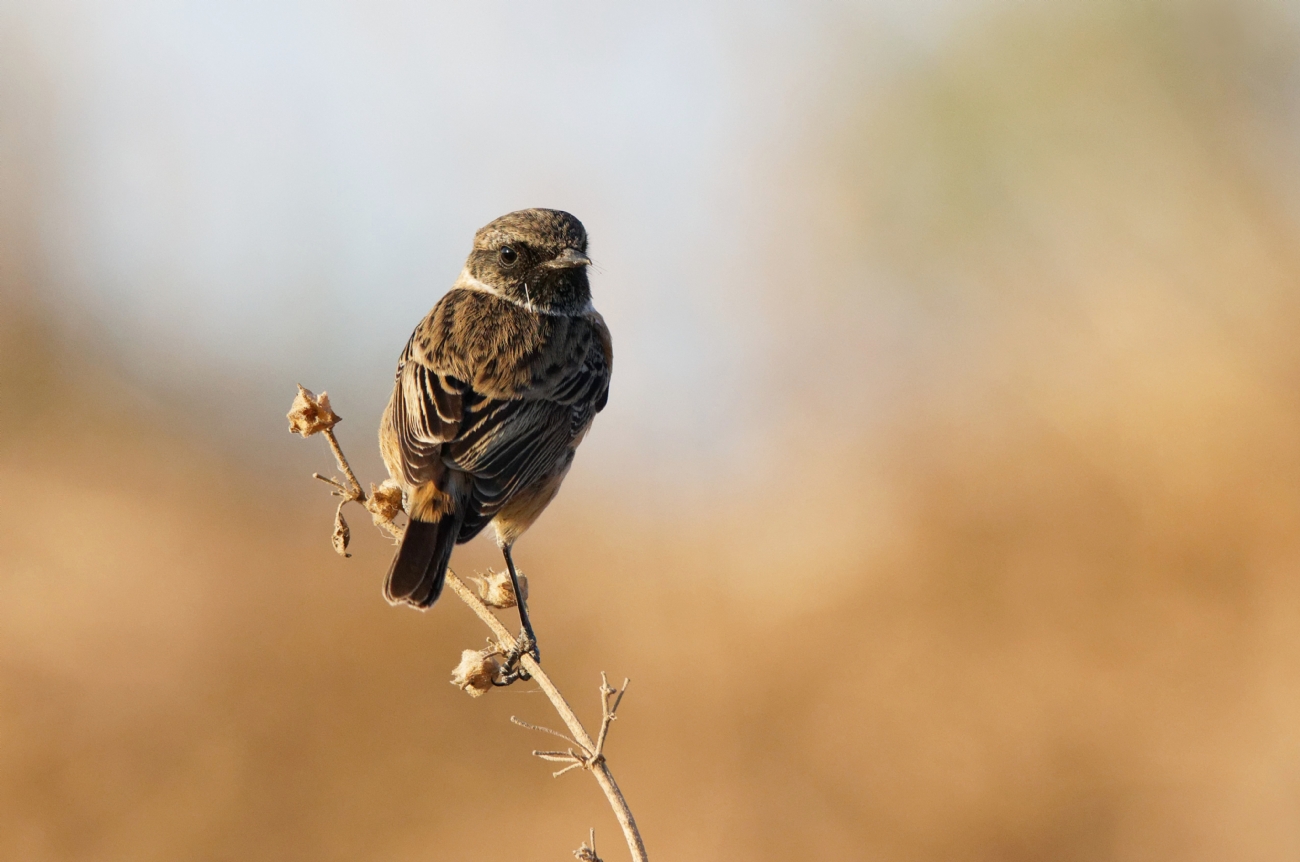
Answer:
(288, 385, 405, 552)
(515, 674, 629, 777)
(575, 828, 603, 862)
(595, 673, 630, 763)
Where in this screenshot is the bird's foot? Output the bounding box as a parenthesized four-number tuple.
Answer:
(492, 629, 538, 686)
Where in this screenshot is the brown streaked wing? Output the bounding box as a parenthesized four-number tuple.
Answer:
(444, 398, 574, 536)
(390, 343, 464, 486)
(394, 303, 611, 537)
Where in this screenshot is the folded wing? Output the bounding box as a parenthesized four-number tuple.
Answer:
(388, 308, 612, 543)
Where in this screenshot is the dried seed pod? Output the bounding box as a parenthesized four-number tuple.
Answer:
(331, 506, 351, 557)
(475, 569, 528, 609)
(286, 385, 341, 437)
(450, 648, 501, 698)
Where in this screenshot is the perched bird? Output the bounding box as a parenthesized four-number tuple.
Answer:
(379, 209, 612, 663)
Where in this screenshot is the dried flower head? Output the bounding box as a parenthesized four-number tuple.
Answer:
(451, 648, 502, 697)
(366, 479, 404, 527)
(287, 385, 341, 437)
(474, 568, 528, 609)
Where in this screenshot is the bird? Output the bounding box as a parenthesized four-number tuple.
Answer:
(378, 208, 612, 666)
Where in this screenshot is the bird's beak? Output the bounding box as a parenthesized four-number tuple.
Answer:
(545, 248, 592, 269)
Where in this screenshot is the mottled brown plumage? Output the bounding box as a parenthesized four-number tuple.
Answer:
(378, 209, 611, 656)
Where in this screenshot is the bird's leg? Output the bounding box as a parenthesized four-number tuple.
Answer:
(503, 544, 541, 665)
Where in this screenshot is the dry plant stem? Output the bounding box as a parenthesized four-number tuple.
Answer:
(575, 828, 603, 862)
(446, 574, 649, 862)
(322, 429, 363, 497)
(310, 424, 403, 546)
(292, 389, 646, 861)
(313, 429, 365, 506)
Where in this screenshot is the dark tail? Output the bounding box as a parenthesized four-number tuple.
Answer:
(385, 510, 465, 608)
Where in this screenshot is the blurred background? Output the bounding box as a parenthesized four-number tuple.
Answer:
(3, 0, 1300, 859)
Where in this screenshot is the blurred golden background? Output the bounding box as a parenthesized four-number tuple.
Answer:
(3, 1, 1300, 859)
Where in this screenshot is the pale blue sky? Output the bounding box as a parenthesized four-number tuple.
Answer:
(5, 0, 973, 476)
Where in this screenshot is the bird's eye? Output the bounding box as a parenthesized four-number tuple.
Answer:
(498, 245, 518, 266)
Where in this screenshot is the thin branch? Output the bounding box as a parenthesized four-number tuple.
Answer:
(312, 472, 349, 493)
(534, 749, 583, 762)
(575, 829, 603, 862)
(594, 673, 629, 763)
(322, 427, 363, 497)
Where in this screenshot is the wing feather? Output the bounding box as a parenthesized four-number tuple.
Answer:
(387, 296, 612, 535)
(389, 349, 464, 486)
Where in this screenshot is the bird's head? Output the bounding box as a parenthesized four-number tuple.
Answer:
(463, 209, 592, 313)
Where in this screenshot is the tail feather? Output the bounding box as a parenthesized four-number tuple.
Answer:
(385, 511, 465, 608)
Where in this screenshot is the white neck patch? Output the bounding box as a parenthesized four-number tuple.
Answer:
(452, 267, 592, 317)
(455, 269, 501, 297)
